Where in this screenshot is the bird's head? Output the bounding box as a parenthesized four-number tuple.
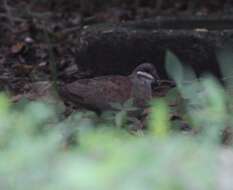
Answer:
(131, 63, 160, 87)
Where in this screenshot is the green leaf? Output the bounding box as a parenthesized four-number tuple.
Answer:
(217, 47, 233, 80)
(148, 99, 170, 137)
(115, 111, 127, 128)
(165, 50, 183, 85)
(0, 94, 10, 115)
(109, 102, 123, 110)
(123, 98, 134, 107)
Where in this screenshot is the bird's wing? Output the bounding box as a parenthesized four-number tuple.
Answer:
(63, 76, 133, 110)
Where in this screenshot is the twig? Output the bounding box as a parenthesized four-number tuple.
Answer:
(222, 75, 233, 81)
(3, 0, 15, 27)
(60, 26, 82, 35)
(0, 13, 25, 22)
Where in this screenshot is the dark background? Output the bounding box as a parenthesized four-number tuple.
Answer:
(0, 0, 232, 95)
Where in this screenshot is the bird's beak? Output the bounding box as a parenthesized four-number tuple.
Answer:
(156, 79, 161, 86)
(151, 78, 160, 88)
(151, 73, 162, 89)
(151, 69, 160, 87)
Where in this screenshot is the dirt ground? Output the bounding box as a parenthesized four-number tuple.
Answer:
(0, 0, 232, 102)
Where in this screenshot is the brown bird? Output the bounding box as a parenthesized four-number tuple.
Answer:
(59, 63, 159, 112)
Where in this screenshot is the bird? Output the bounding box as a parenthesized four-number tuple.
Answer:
(59, 63, 160, 112)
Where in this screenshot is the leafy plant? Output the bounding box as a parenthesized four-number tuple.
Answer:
(0, 93, 220, 190)
(102, 99, 139, 129)
(2, 49, 233, 189)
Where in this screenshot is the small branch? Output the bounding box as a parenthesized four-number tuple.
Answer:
(3, 0, 15, 26)
(0, 13, 25, 22)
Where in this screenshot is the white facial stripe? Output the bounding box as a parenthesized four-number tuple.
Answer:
(137, 71, 154, 80)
